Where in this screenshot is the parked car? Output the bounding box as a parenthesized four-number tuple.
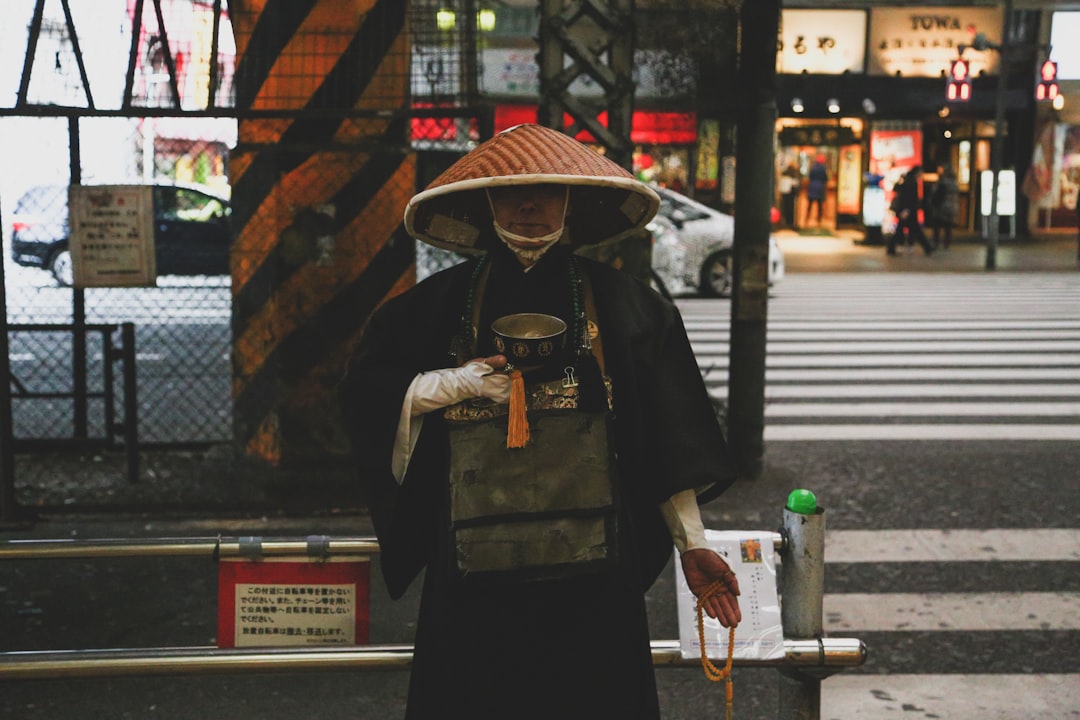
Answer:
(649, 185, 785, 298)
(9, 182, 231, 286)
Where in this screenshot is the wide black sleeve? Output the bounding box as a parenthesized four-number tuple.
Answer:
(584, 261, 739, 588)
(640, 296, 738, 505)
(338, 266, 471, 598)
(588, 261, 737, 503)
(339, 297, 433, 599)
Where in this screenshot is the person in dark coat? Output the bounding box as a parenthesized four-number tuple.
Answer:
(887, 166, 934, 256)
(804, 154, 828, 227)
(929, 164, 960, 250)
(779, 160, 802, 228)
(339, 124, 742, 720)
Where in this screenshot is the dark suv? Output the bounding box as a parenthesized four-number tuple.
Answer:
(9, 182, 231, 286)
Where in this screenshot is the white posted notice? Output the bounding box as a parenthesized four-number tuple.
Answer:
(675, 530, 785, 661)
(69, 184, 156, 287)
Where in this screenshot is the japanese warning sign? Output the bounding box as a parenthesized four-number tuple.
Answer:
(218, 557, 370, 648)
(69, 184, 156, 287)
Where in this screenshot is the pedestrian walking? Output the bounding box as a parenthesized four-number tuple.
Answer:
(1075, 197, 1080, 263)
(804, 155, 828, 227)
(339, 124, 742, 720)
(779, 161, 801, 228)
(929, 164, 960, 250)
(887, 166, 934, 256)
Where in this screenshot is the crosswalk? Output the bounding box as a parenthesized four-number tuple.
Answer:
(680, 273, 1080, 441)
(678, 273, 1080, 718)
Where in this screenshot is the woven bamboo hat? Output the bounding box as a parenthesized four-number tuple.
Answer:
(404, 124, 660, 253)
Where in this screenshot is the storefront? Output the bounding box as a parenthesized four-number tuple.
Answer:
(1027, 11, 1080, 231)
(773, 5, 1042, 237)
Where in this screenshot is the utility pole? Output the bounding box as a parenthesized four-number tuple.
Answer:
(727, 0, 780, 479)
(982, 0, 1014, 270)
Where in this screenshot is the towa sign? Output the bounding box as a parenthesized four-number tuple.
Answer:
(868, 6, 1003, 78)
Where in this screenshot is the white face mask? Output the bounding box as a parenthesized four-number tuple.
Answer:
(487, 187, 569, 264)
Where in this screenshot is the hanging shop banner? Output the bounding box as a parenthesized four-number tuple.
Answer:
(695, 119, 720, 190)
(837, 144, 863, 215)
(675, 530, 784, 661)
(218, 557, 370, 648)
(777, 9, 867, 75)
(69, 184, 156, 288)
(868, 6, 1003, 78)
(779, 125, 856, 147)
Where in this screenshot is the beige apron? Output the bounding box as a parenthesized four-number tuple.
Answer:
(444, 258, 618, 580)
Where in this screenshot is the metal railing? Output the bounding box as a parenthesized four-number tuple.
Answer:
(0, 504, 864, 719)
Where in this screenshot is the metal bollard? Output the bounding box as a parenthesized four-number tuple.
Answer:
(778, 490, 827, 720)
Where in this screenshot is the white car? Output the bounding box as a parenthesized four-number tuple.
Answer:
(648, 186, 785, 298)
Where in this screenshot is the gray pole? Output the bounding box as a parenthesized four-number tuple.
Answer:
(779, 502, 827, 720)
(0, 194, 15, 523)
(728, 0, 780, 478)
(986, 0, 1014, 270)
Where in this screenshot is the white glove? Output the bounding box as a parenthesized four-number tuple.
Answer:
(407, 361, 512, 416)
(392, 362, 511, 485)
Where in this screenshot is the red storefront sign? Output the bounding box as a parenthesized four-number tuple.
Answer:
(493, 104, 697, 145)
(409, 104, 697, 145)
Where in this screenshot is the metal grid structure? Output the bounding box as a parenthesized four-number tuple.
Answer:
(0, 0, 726, 508)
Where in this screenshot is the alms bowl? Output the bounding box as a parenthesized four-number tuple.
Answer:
(491, 313, 567, 368)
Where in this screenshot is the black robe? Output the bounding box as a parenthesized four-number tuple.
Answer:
(340, 244, 737, 719)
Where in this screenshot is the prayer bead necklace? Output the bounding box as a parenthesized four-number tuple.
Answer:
(696, 580, 736, 720)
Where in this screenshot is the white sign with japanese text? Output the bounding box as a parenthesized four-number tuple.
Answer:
(675, 530, 784, 661)
(69, 184, 156, 288)
(868, 6, 1003, 78)
(777, 10, 867, 75)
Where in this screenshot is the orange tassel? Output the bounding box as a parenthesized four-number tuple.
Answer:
(506, 369, 529, 448)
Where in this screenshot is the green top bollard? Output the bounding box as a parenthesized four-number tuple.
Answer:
(786, 488, 818, 514)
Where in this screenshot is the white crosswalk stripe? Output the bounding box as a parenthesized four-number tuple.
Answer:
(680, 273, 1080, 442)
(678, 273, 1080, 718)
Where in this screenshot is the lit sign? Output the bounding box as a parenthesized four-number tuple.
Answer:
(1050, 12, 1080, 80)
(980, 170, 1016, 217)
(868, 6, 1003, 78)
(777, 10, 867, 74)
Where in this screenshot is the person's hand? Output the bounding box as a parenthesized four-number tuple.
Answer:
(681, 548, 741, 628)
(407, 356, 512, 415)
(470, 354, 508, 372)
(468, 355, 510, 403)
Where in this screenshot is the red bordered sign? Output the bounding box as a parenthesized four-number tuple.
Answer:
(218, 557, 370, 648)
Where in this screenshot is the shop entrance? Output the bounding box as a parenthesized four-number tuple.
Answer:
(776, 128, 863, 233)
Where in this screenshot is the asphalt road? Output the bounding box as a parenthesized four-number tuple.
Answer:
(1, 438, 1077, 719)
(2, 252, 1078, 719)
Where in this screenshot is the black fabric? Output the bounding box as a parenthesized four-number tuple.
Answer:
(339, 243, 737, 719)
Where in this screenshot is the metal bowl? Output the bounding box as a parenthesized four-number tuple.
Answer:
(491, 313, 567, 369)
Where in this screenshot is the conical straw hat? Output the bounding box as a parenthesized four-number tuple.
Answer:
(404, 124, 659, 253)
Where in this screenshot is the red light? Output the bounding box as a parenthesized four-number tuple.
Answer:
(1040, 60, 1058, 82)
(950, 59, 969, 81)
